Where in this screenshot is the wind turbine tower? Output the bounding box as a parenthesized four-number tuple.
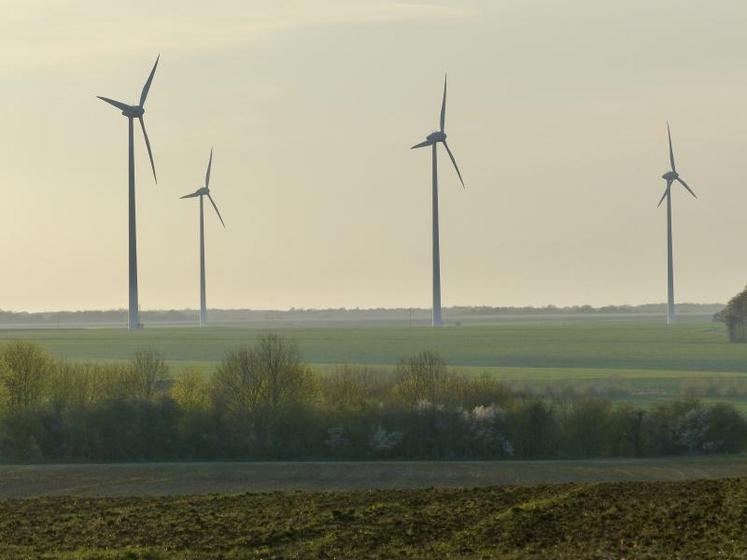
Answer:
(411, 75, 465, 327)
(98, 56, 160, 330)
(658, 123, 697, 325)
(181, 149, 225, 327)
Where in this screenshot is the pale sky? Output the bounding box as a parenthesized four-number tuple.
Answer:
(3, 0, 747, 312)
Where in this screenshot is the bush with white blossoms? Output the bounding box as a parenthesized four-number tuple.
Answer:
(467, 404, 514, 457)
(471, 404, 504, 423)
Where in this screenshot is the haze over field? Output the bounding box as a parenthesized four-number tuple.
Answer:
(3, 0, 747, 312)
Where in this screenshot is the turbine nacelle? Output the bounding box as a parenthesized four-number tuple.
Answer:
(662, 171, 678, 182)
(180, 187, 209, 199)
(120, 105, 144, 118)
(427, 131, 447, 143)
(97, 97, 144, 118)
(411, 131, 446, 149)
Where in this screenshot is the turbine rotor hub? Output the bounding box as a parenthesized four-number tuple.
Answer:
(122, 105, 145, 118)
(427, 131, 447, 143)
(662, 171, 678, 181)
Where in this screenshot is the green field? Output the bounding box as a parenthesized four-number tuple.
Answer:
(1, 477, 746, 558)
(0, 320, 741, 369)
(2, 320, 746, 410)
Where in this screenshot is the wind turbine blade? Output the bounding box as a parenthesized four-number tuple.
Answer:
(657, 184, 671, 208)
(411, 140, 432, 149)
(442, 141, 465, 188)
(667, 122, 676, 172)
(97, 96, 130, 112)
(440, 74, 447, 132)
(180, 192, 200, 199)
(138, 116, 157, 183)
(205, 148, 213, 188)
(207, 194, 226, 227)
(139, 54, 160, 107)
(677, 177, 697, 199)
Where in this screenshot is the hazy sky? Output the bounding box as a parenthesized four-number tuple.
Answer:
(3, 0, 747, 312)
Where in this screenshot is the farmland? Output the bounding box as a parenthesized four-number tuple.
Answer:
(1, 477, 746, 558)
(1, 318, 746, 410)
(2, 457, 747, 497)
(0, 319, 741, 372)
(2, 319, 747, 557)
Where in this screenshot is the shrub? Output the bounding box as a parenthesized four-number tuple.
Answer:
(394, 349, 450, 405)
(212, 333, 315, 455)
(128, 350, 171, 401)
(0, 341, 745, 462)
(0, 341, 54, 411)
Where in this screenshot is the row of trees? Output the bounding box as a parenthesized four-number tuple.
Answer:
(0, 337, 746, 462)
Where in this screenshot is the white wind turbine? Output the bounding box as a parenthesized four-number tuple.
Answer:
(411, 74, 465, 327)
(658, 122, 697, 325)
(180, 149, 225, 327)
(98, 56, 160, 330)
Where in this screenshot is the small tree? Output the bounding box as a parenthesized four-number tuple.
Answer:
(715, 286, 747, 342)
(127, 349, 171, 401)
(213, 333, 314, 454)
(171, 369, 210, 412)
(0, 341, 54, 411)
(394, 350, 450, 406)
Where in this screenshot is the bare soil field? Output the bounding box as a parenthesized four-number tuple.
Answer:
(2, 457, 747, 497)
(0, 477, 745, 558)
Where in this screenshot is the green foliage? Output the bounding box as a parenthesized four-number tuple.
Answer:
(170, 369, 209, 411)
(128, 350, 171, 401)
(0, 362, 9, 412)
(0, 341, 54, 411)
(505, 400, 559, 458)
(394, 349, 450, 405)
(0, 339, 746, 462)
(561, 398, 612, 456)
(212, 334, 315, 455)
(321, 364, 379, 413)
(715, 286, 747, 342)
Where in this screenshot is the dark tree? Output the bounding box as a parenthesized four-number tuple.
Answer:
(715, 286, 747, 342)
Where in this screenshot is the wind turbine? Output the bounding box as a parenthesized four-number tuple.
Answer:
(658, 122, 697, 325)
(98, 56, 160, 330)
(411, 74, 465, 327)
(181, 149, 225, 327)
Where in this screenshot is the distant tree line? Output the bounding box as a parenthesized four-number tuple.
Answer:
(0, 302, 725, 327)
(0, 337, 745, 463)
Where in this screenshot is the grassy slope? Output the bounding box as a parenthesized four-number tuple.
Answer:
(0, 478, 745, 559)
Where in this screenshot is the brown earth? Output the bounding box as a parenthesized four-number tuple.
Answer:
(0, 477, 745, 558)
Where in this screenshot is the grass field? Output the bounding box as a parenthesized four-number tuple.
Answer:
(2, 319, 746, 410)
(1, 477, 746, 558)
(0, 320, 742, 369)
